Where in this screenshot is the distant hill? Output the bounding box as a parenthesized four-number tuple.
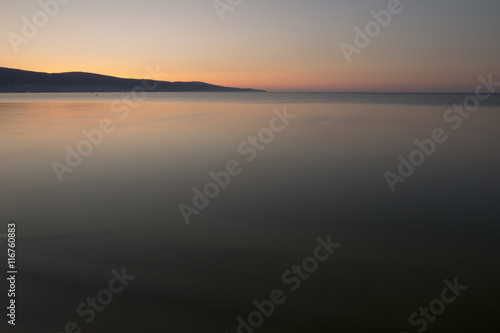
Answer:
(0, 67, 266, 93)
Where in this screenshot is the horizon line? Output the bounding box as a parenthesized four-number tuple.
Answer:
(2, 67, 497, 95)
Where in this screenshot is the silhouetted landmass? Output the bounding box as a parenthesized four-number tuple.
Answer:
(0, 67, 266, 93)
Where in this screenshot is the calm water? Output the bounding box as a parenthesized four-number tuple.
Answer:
(1, 92, 500, 332)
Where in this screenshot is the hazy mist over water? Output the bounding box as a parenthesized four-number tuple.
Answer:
(1, 92, 499, 332)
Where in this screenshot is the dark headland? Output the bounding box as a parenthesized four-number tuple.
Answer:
(0, 67, 266, 93)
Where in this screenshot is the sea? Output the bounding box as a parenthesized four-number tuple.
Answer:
(1, 92, 499, 332)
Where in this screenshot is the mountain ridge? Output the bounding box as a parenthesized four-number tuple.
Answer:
(0, 67, 266, 93)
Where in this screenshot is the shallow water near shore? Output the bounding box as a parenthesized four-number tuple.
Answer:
(1, 92, 499, 332)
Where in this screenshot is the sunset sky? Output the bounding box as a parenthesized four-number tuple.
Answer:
(1, 0, 499, 92)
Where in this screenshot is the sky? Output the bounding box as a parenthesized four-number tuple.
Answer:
(1, 0, 499, 92)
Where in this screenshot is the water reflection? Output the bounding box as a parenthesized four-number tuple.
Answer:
(1, 93, 499, 332)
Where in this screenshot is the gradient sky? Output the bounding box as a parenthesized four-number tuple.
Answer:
(1, 0, 499, 92)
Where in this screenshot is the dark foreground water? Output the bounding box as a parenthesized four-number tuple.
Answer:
(1, 92, 500, 332)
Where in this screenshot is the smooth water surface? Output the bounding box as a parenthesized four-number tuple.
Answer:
(1, 92, 499, 332)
